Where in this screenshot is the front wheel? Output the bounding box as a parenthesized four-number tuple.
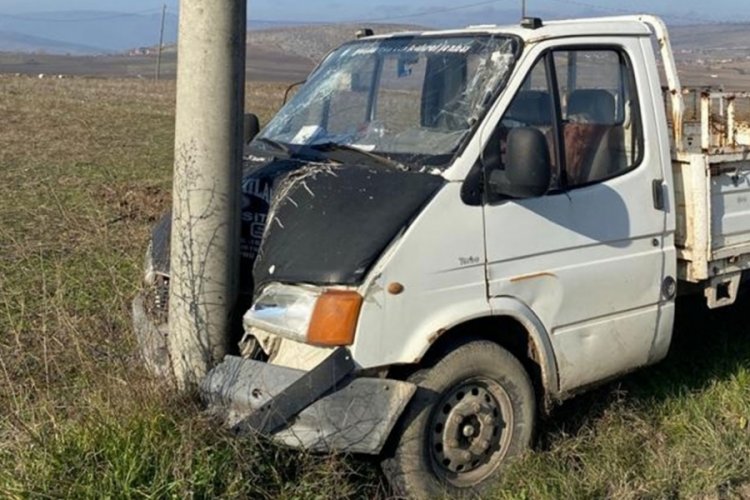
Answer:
(382, 340, 535, 498)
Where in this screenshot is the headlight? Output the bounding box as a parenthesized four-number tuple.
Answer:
(244, 284, 320, 343)
(244, 283, 363, 347)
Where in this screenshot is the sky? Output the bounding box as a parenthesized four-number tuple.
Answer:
(0, 0, 747, 26)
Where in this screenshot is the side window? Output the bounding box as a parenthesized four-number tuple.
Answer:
(486, 46, 643, 198)
(553, 49, 643, 186)
(493, 58, 560, 187)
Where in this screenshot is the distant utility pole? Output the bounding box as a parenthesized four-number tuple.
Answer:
(168, 0, 247, 388)
(522, 0, 527, 18)
(155, 3, 167, 81)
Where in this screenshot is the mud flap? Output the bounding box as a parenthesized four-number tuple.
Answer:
(201, 349, 417, 455)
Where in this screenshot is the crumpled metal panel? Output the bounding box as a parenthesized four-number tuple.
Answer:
(202, 356, 302, 427)
(273, 378, 416, 454)
(132, 293, 171, 378)
(201, 355, 416, 455)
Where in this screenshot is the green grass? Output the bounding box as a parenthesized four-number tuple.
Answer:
(0, 74, 749, 499)
(3, 392, 381, 498)
(494, 295, 750, 498)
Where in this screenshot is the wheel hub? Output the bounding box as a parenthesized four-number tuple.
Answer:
(430, 381, 508, 475)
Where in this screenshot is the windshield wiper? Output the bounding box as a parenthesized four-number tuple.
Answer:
(253, 138, 402, 169)
(254, 138, 341, 164)
(308, 142, 404, 170)
(254, 137, 292, 157)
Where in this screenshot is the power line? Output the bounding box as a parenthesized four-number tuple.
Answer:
(542, 0, 748, 25)
(247, 1, 748, 28)
(0, 1, 513, 27)
(0, 8, 164, 23)
(3, 3, 747, 28)
(244, 0, 517, 26)
(360, 0, 513, 23)
(247, 18, 332, 26)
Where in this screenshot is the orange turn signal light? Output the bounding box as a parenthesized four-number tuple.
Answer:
(307, 290, 363, 347)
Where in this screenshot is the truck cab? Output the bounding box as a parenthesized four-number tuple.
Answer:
(138, 14, 749, 498)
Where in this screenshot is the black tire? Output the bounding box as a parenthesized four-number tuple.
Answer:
(382, 341, 535, 499)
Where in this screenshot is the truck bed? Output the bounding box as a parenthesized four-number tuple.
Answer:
(671, 89, 750, 306)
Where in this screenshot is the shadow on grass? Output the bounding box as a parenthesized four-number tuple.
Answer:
(539, 290, 750, 445)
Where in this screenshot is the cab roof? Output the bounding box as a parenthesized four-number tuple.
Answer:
(364, 15, 656, 42)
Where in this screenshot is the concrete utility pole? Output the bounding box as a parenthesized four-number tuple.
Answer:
(168, 0, 247, 388)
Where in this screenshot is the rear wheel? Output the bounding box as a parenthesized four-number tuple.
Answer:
(382, 340, 535, 498)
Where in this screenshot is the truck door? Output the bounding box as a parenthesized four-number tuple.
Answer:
(483, 41, 676, 393)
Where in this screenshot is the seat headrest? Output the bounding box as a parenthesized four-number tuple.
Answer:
(505, 90, 552, 126)
(568, 89, 616, 125)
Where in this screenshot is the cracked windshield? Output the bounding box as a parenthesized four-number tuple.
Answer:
(256, 35, 519, 169)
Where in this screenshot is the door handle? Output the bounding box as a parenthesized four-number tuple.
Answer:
(652, 179, 665, 211)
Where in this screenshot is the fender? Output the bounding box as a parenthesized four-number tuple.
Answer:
(376, 294, 560, 399)
(489, 295, 560, 398)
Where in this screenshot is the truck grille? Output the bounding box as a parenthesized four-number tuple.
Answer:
(145, 274, 170, 324)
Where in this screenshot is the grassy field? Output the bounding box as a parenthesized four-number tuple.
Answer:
(0, 46, 314, 83)
(0, 75, 749, 499)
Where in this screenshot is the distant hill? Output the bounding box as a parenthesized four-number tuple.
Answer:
(2, 9, 749, 60)
(2, 20, 750, 87)
(0, 11, 179, 54)
(0, 31, 102, 55)
(0, 11, 419, 58)
(247, 23, 425, 63)
(669, 23, 750, 55)
(245, 22, 750, 64)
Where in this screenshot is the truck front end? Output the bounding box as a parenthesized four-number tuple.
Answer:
(196, 30, 520, 453)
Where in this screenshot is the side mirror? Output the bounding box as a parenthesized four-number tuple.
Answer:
(489, 127, 551, 199)
(244, 113, 260, 144)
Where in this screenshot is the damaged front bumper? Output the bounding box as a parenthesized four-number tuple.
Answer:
(201, 348, 416, 455)
(132, 292, 172, 379)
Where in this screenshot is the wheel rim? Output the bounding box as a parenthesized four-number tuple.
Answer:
(428, 377, 514, 487)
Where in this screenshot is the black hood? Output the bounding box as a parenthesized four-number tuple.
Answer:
(252, 163, 444, 290)
(148, 158, 444, 293)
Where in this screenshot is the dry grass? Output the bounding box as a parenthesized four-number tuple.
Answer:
(0, 75, 382, 498)
(0, 75, 749, 499)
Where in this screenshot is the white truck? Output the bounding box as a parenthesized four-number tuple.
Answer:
(135, 14, 750, 498)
